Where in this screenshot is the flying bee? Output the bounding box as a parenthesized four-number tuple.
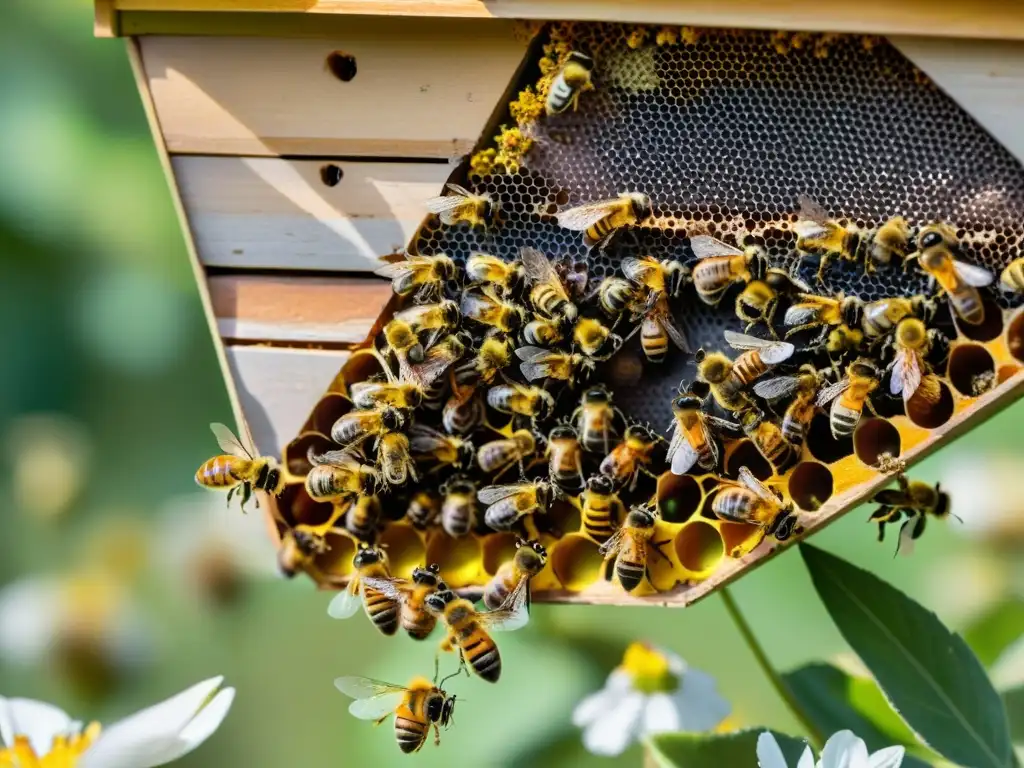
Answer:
(573, 385, 622, 454)
(516, 346, 597, 387)
(783, 292, 864, 346)
(633, 293, 690, 362)
(408, 424, 475, 473)
(350, 380, 424, 411)
(306, 449, 380, 502)
(546, 51, 595, 115)
(460, 286, 528, 335)
(425, 582, 529, 683)
(667, 392, 738, 475)
(466, 253, 525, 297)
(868, 473, 958, 556)
(407, 490, 441, 529)
(426, 182, 496, 228)
(1000, 256, 1024, 295)
(330, 405, 407, 450)
(579, 474, 625, 544)
(815, 358, 881, 438)
(574, 317, 624, 358)
(596, 275, 645, 319)
(439, 475, 478, 538)
(328, 546, 400, 635)
(383, 318, 425, 368)
(277, 526, 329, 578)
(483, 538, 547, 610)
(520, 246, 577, 324)
(486, 383, 556, 426)
(907, 224, 994, 325)
(377, 432, 417, 488)
(403, 333, 469, 389)
(688, 235, 768, 306)
(598, 504, 671, 593)
(335, 675, 456, 753)
(546, 424, 584, 492)
(555, 192, 653, 250)
(359, 563, 443, 641)
(195, 422, 284, 510)
(886, 317, 946, 406)
(442, 384, 485, 436)
(346, 494, 382, 542)
(374, 253, 456, 302)
(523, 316, 564, 346)
(621, 255, 689, 299)
(713, 466, 797, 546)
(477, 429, 538, 479)
(479, 479, 553, 531)
(860, 295, 936, 340)
(753, 364, 827, 447)
(599, 424, 660, 491)
(393, 300, 461, 345)
(735, 268, 811, 337)
(738, 408, 797, 473)
(695, 332, 795, 413)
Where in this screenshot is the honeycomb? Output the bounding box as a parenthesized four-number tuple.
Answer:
(268, 23, 1024, 606)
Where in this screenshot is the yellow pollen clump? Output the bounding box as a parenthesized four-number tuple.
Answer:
(620, 642, 679, 694)
(0, 723, 100, 768)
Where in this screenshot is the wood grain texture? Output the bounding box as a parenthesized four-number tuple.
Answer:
(112, 0, 1024, 41)
(226, 345, 350, 456)
(209, 273, 390, 344)
(139, 23, 526, 157)
(174, 156, 448, 270)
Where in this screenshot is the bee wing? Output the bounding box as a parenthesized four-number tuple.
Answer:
(372, 261, 415, 280)
(620, 256, 652, 284)
(406, 349, 459, 388)
(520, 361, 553, 381)
(753, 375, 801, 401)
(555, 199, 620, 232)
(737, 466, 778, 503)
(309, 447, 356, 467)
(327, 586, 362, 619)
(408, 424, 449, 453)
(783, 304, 821, 327)
(515, 345, 551, 362)
(815, 378, 850, 406)
(889, 350, 921, 401)
(445, 183, 474, 197)
(953, 260, 995, 288)
(670, 437, 700, 475)
(210, 422, 254, 460)
(477, 484, 526, 505)
(598, 527, 627, 558)
(796, 194, 829, 224)
(723, 331, 794, 364)
(793, 220, 829, 239)
(871, 489, 913, 506)
(334, 677, 406, 720)
(521, 246, 569, 296)
(656, 304, 691, 352)
(478, 594, 530, 632)
(360, 577, 408, 602)
(425, 189, 470, 216)
(688, 234, 744, 259)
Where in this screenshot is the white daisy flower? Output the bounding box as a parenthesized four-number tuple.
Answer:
(757, 729, 905, 768)
(939, 456, 1024, 542)
(573, 641, 730, 756)
(0, 676, 234, 767)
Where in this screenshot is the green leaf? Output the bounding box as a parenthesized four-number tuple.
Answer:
(964, 599, 1024, 668)
(1004, 686, 1024, 744)
(801, 543, 1013, 768)
(646, 729, 807, 767)
(783, 663, 932, 768)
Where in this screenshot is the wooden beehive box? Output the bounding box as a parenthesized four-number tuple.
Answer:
(100, 0, 1024, 606)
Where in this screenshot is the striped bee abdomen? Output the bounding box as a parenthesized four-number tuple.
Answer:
(394, 715, 427, 753)
(363, 585, 399, 635)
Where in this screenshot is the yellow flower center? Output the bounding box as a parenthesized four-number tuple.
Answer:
(620, 642, 679, 694)
(0, 723, 100, 768)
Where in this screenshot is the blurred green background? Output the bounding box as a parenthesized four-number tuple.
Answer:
(1, 2, 1022, 765)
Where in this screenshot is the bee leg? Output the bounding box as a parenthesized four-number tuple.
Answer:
(651, 538, 672, 562)
(374, 714, 389, 727)
(239, 483, 252, 513)
(876, 521, 887, 542)
(226, 486, 235, 505)
(434, 723, 441, 747)
(864, 398, 880, 417)
(816, 254, 831, 284)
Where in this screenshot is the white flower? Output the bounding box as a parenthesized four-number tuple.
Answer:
(939, 456, 1024, 541)
(757, 730, 905, 768)
(573, 641, 730, 756)
(0, 676, 234, 767)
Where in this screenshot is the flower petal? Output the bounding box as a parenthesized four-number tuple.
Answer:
(572, 670, 632, 728)
(0, 578, 61, 664)
(797, 745, 815, 768)
(867, 746, 904, 768)
(581, 691, 644, 757)
(818, 730, 869, 768)
(0, 697, 73, 755)
(140, 687, 235, 767)
(640, 693, 679, 735)
(756, 731, 789, 768)
(672, 667, 730, 731)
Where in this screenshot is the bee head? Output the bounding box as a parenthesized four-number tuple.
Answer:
(839, 295, 864, 327)
(583, 384, 611, 404)
(586, 474, 616, 495)
(626, 505, 656, 528)
(440, 695, 457, 727)
(918, 227, 946, 251)
(895, 317, 927, 348)
(425, 587, 455, 613)
(629, 193, 654, 221)
(442, 475, 475, 497)
(406, 342, 425, 364)
(352, 546, 383, 568)
(451, 440, 474, 469)
(380, 406, 405, 432)
(697, 352, 731, 383)
(849, 358, 880, 381)
(412, 563, 441, 585)
(515, 538, 548, 572)
(771, 508, 797, 541)
(625, 423, 655, 444)
(549, 423, 577, 442)
(672, 393, 702, 413)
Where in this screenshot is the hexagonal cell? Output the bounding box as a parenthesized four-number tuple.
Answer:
(1007, 311, 1024, 362)
(853, 418, 902, 467)
(314, 531, 357, 578)
(308, 393, 353, 437)
(998, 364, 1021, 385)
(674, 520, 725, 576)
(283, 432, 333, 478)
(541, 498, 582, 539)
(953, 297, 1003, 342)
(656, 472, 703, 523)
(379, 523, 425, 580)
(278, 483, 334, 527)
(719, 521, 765, 559)
(905, 381, 955, 429)
(550, 534, 604, 592)
(725, 440, 772, 481)
(948, 344, 995, 397)
(788, 461, 834, 511)
(481, 532, 519, 576)
(806, 414, 854, 464)
(425, 531, 481, 588)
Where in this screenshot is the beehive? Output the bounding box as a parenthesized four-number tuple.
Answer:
(102, 1, 1024, 607)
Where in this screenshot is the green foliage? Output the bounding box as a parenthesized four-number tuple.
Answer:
(645, 730, 807, 768)
(964, 598, 1024, 668)
(801, 544, 1013, 768)
(1003, 686, 1024, 745)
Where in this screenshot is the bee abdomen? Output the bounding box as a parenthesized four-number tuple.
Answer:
(733, 352, 767, 385)
(395, 718, 427, 753)
(483, 500, 519, 531)
(713, 488, 751, 522)
(952, 289, 985, 325)
(482, 579, 509, 611)
(583, 507, 616, 543)
(547, 76, 572, 112)
(305, 466, 348, 501)
(478, 445, 514, 474)
(402, 607, 436, 640)
(463, 637, 502, 682)
(640, 319, 668, 363)
(781, 416, 807, 445)
(442, 504, 473, 538)
(615, 559, 645, 592)
(195, 456, 239, 488)
(829, 402, 861, 437)
(364, 589, 399, 635)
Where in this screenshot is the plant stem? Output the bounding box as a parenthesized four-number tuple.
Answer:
(721, 586, 825, 751)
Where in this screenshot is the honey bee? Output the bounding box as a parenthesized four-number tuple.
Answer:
(598, 504, 671, 593)
(621, 255, 689, 299)
(439, 475, 478, 538)
(886, 318, 947, 407)
(483, 539, 547, 610)
(346, 494, 382, 542)
(393, 300, 461, 343)
(403, 333, 469, 389)
(305, 448, 380, 502)
(408, 424, 475, 473)
(1000, 256, 1024, 295)
(426, 183, 496, 228)
(466, 253, 525, 297)
(383, 318, 425, 367)
(860, 295, 936, 340)
(521, 246, 577, 324)
(579, 474, 625, 544)
(377, 432, 417, 488)
(815, 358, 881, 438)
(573, 385, 622, 454)
(330, 406, 407, 450)
(735, 268, 810, 337)
(597, 276, 645, 320)
(794, 196, 912, 281)
(486, 383, 556, 425)
(350, 380, 424, 411)
(688, 235, 768, 306)
(195, 423, 284, 510)
(407, 490, 441, 529)
(516, 346, 596, 387)
(453, 333, 513, 388)
(633, 293, 690, 362)
(546, 51, 595, 115)
(752, 364, 826, 447)
(335, 675, 456, 753)
(523, 316, 565, 346)
(546, 424, 584, 492)
(460, 286, 528, 335)
(277, 527, 329, 578)
(374, 253, 456, 302)
(713, 466, 797, 545)
(783, 292, 864, 345)
(425, 582, 530, 683)
(442, 384, 486, 436)
(695, 332, 795, 413)
(738, 408, 797, 473)
(328, 546, 400, 635)
(360, 563, 443, 640)
(555, 192, 653, 249)
(477, 429, 537, 479)
(599, 424, 660, 491)
(667, 393, 738, 475)
(479, 479, 553, 531)
(574, 317, 624, 358)
(908, 224, 994, 325)
(868, 473, 957, 556)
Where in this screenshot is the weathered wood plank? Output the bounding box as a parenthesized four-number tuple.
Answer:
(174, 156, 448, 270)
